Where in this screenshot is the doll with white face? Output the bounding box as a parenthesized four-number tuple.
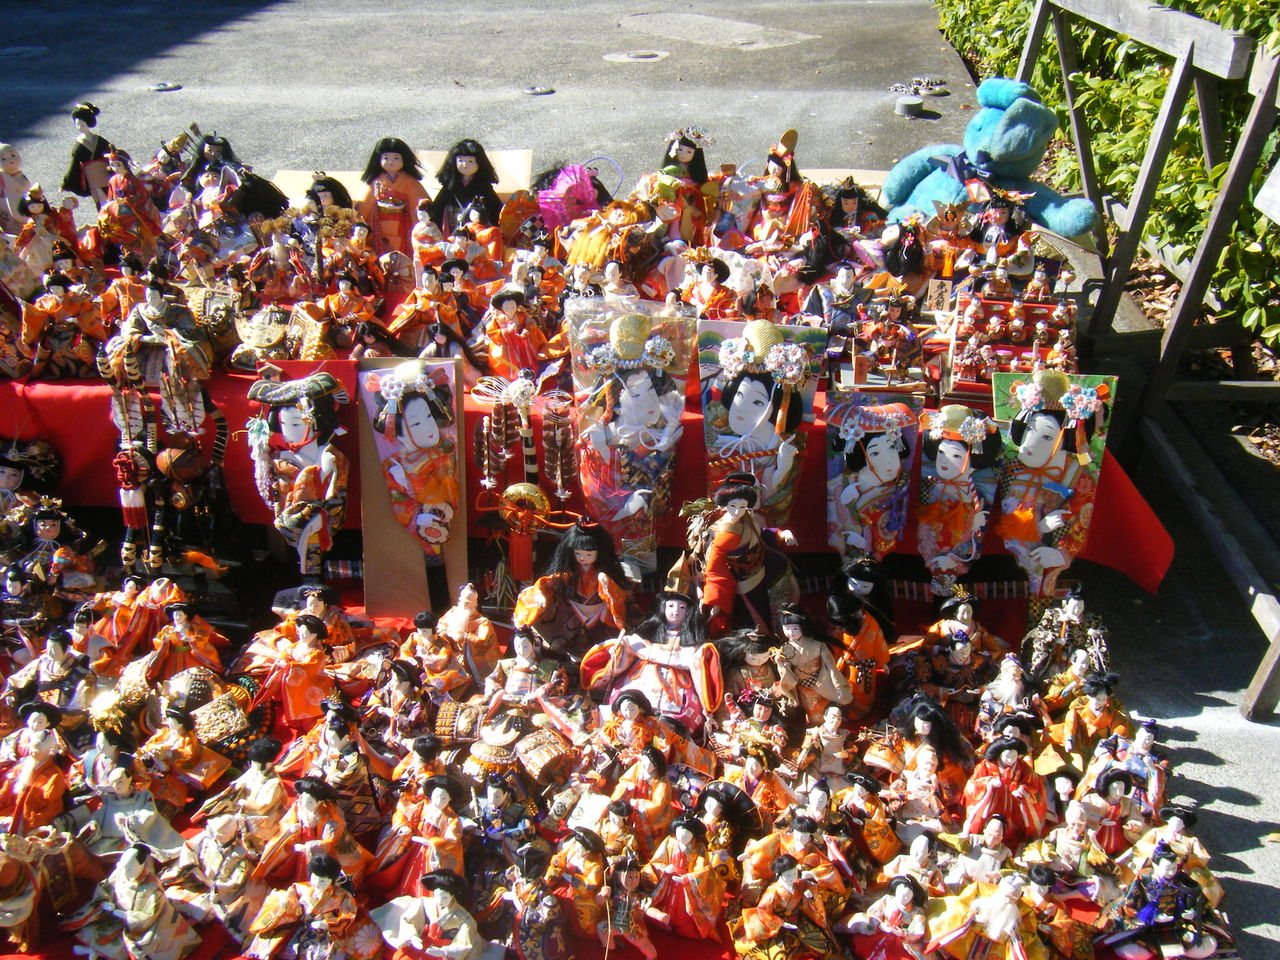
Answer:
(0, 143, 32, 234)
(826, 398, 917, 559)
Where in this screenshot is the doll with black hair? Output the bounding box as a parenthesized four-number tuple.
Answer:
(389, 265, 466, 347)
(61, 102, 116, 207)
(827, 398, 917, 560)
(19, 269, 106, 379)
(13, 185, 78, 279)
(841, 873, 929, 957)
(610, 744, 675, 859)
(0, 142, 32, 235)
(429, 139, 502, 238)
(293, 272, 376, 361)
(994, 369, 1112, 595)
(925, 590, 1007, 660)
(642, 814, 726, 942)
(639, 129, 714, 245)
(512, 519, 629, 657)
(356, 137, 430, 257)
(194, 736, 286, 857)
(246, 371, 349, 579)
(137, 706, 206, 818)
(680, 251, 737, 319)
(177, 134, 288, 220)
(732, 852, 845, 960)
(969, 194, 1032, 270)
(773, 604, 852, 725)
(244, 852, 382, 960)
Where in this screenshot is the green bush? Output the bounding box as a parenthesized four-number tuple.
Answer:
(934, 0, 1280, 343)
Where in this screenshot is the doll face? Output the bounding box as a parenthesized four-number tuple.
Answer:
(380, 151, 404, 175)
(513, 632, 536, 661)
(743, 756, 764, 777)
(455, 155, 479, 178)
(723, 498, 751, 524)
(1052, 775, 1073, 798)
(935, 438, 970, 480)
(727, 378, 772, 437)
(1088, 691, 1109, 711)
(315, 187, 335, 207)
(998, 747, 1019, 767)
(430, 786, 452, 810)
(304, 594, 327, 617)
(745, 649, 771, 667)
(458, 582, 479, 606)
(672, 144, 696, 164)
(25, 710, 49, 733)
(893, 883, 915, 908)
(662, 598, 689, 627)
(779, 865, 801, 887)
(910, 833, 932, 860)
(950, 639, 972, 663)
(840, 196, 858, 214)
(1166, 815, 1186, 835)
(617, 370, 662, 429)
(846, 577, 873, 597)
(4, 574, 23, 596)
(108, 768, 133, 798)
(704, 796, 722, 818)
(1064, 598, 1085, 620)
(311, 872, 333, 892)
(781, 622, 803, 642)
(0, 148, 20, 175)
(399, 395, 441, 450)
(297, 793, 320, 818)
(1152, 857, 1177, 881)
(1134, 727, 1155, 752)
(297, 623, 319, 645)
(982, 818, 1005, 846)
(1065, 801, 1087, 828)
(1016, 411, 1064, 469)
(431, 886, 456, 910)
(0, 466, 22, 492)
(573, 548, 598, 569)
(700, 263, 718, 285)
(34, 517, 60, 540)
(96, 731, 116, 755)
(618, 699, 641, 722)
(352, 224, 370, 243)
(863, 435, 904, 484)
(337, 277, 355, 293)
(278, 406, 313, 445)
(751, 701, 772, 722)
(823, 704, 843, 729)
(792, 826, 813, 847)
(486, 784, 509, 807)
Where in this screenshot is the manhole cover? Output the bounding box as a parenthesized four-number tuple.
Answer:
(149, 82, 183, 92)
(0, 46, 49, 58)
(603, 50, 670, 63)
(523, 86, 555, 96)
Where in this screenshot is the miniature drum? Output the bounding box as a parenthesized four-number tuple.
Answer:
(434, 701, 482, 745)
(515, 728, 573, 784)
(463, 741, 519, 782)
(191, 692, 250, 744)
(115, 658, 151, 706)
(863, 741, 905, 777)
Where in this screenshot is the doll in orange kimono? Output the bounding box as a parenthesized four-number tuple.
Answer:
(724, 745, 795, 826)
(962, 737, 1048, 848)
(739, 814, 847, 911)
(1038, 671, 1129, 777)
(367, 775, 466, 898)
(137, 707, 205, 816)
(388, 266, 465, 349)
(358, 138, 431, 257)
(611, 747, 675, 860)
(483, 289, 549, 378)
(438, 582, 501, 686)
(642, 815, 726, 942)
(732, 854, 846, 960)
(251, 613, 336, 733)
(545, 826, 607, 939)
(20, 271, 107, 378)
(837, 772, 903, 873)
(142, 600, 224, 684)
(253, 777, 371, 885)
(293, 274, 376, 361)
(244, 852, 382, 960)
(0, 721, 66, 832)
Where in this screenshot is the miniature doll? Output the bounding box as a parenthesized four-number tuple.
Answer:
(976, 654, 1050, 742)
(1106, 843, 1220, 958)
(162, 812, 257, 941)
(919, 632, 992, 736)
(253, 777, 370, 885)
(303, 704, 386, 835)
(0, 142, 32, 234)
(961, 736, 1047, 847)
(841, 874, 930, 959)
(595, 857, 657, 958)
(1020, 800, 1118, 904)
(788, 703, 859, 792)
(20, 270, 106, 379)
(927, 872, 1045, 960)
(883, 747, 955, 842)
(196, 736, 287, 857)
(724, 744, 796, 826)
(502, 844, 567, 960)
(738, 812, 847, 911)
(0, 712, 65, 832)
(942, 815, 1014, 888)
(438, 582, 501, 686)
(66, 842, 202, 960)
(732, 853, 846, 960)
(97, 151, 164, 261)
(774, 604, 853, 724)
(642, 814, 726, 942)
(693, 473, 798, 636)
(4, 628, 93, 720)
(512, 519, 629, 656)
(611, 745, 675, 859)
(292, 273, 376, 360)
(367, 774, 466, 897)
(716, 689, 788, 760)
(389, 265, 466, 347)
(482, 289, 549, 378)
(95, 252, 148, 331)
(837, 771, 902, 874)
(1124, 800, 1223, 908)
(244, 852, 382, 960)
(357, 137, 430, 256)
(642, 128, 717, 245)
(803, 260, 866, 331)
(374, 868, 502, 960)
(717, 628, 784, 713)
(13, 185, 78, 278)
(430, 139, 503, 236)
(926, 590, 1007, 658)
(545, 826, 607, 939)
(61, 102, 116, 207)
(140, 600, 223, 684)
(137, 707, 207, 817)
(680, 252, 737, 318)
(599, 798, 641, 865)
(827, 398, 917, 559)
(582, 588, 720, 735)
(1081, 718, 1168, 818)
(1039, 671, 1129, 776)
(483, 627, 568, 715)
(875, 833, 947, 895)
(995, 370, 1111, 596)
(246, 371, 349, 579)
(594, 690, 667, 767)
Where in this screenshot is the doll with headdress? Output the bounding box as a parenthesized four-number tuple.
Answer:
(637, 128, 717, 245)
(97, 150, 164, 261)
(246, 371, 350, 579)
(993, 370, 1111, 595)
(916, 404, 1004, 596)
(826, 398, 917, 559)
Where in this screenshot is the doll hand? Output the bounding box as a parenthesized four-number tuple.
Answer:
(1030, 546, 1068, 569)
(1038, 510, 1068, 534)
(61, 197, 78, 211)
(778, 529, 797, 548)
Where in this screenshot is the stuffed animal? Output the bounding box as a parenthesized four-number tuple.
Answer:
(880, 77, 1097, 241)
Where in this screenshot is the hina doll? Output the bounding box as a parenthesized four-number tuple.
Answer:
(68, 728, 138, 797)
(943, 816, 1014, 889)
(600, 800, 640, 865)
(841, 874, 929, 960)
(595, 690, 667, 767)
(388, 266, 466, 348)
(364, 660, 434, 750)
(681, 254, 738, 319)
(368, 775, 466, 897)
(71, 763, 185, 862)
(961, 736, 1048, 847)
(732, 853, 846, 960)
(358, 138, 430, 256)
(574, 309, 690, 573)
(0, 717, 65, 832)
(921, 633, 993, 736)
(513, 520, 629, 656)
(545, 826, 607, 939)
(975, 654, 1049, 743)
(916, 406, 1003, 595)
(927, 873, 1048, 960)
(826, 397, 918, 558)
(724, 745, 796, 827)
(293, 274, 376, 360)
(925, 591, 1008, 659)
(438, 583, 501, 686)
(1124, 801, 1223, 908)
(252, 613, 336, 733)
(837, 772, 902, 872)
(994, 370, 1112, 595)
(374, 868, 502, 960)
(711, 625, 782, 712)
(611, 746, 676, 859)
(196, 736, 287, 857)
(1020, 800, 1117, 901)
(137, 707, 210, 817)
(244, 853, 383, 960)
(66, 843, 202, 960)
(96, 253, 148, 330)
(883, 748, 955, 842)
(774, 604, 853, 723)
(20, 271, 107, 379)
(4, 628, 93, 718)
(483, 628, 568, 712)
(598, 858, 658, 958)
(503, 845, 567, 960)
(1041, 672, 1129, 775)
(98, 151, 164, 260)
(642, 815, 726, 942)
(874, 833, 947, 895)
(163, 814, 255, 941)
(141, 600, 224, 683)
(696, 473, 798, 636)
(1106, 844, 1221, 958)
(704, 320, 813, 525)
(790, 703, 860, 792)
(582, 589, 721, 735)
(641, 129, 715, 245)
(482, 290, 549, 378)
(469, 774, 536, 893)
(1020, 588, 1106, 687)
(1081, 719, 1167, 819)
(365, 361, 461, 591)
(253, 777, 370, 885)
(0, 142, 32, 234)
(61, 102, 116, 207)
(13, 186, 78, 277)
(246, 371, 349, 578)
(429, 139, 503, 237)
(739, 813, 847, 910)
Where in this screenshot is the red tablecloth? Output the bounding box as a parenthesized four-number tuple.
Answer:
(0, 362, 1172, 592)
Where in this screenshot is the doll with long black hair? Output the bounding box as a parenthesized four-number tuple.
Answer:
(429, 138, 502, 237)
(61, 102, 116, 208)
(357, 137, 430, 257)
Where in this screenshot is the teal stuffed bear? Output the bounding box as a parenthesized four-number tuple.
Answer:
(881, 77, 1097, 240)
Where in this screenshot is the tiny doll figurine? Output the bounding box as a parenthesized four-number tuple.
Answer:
(732, 853, 846, 960)
(20, 271, 107, 379)
(367, 775, 466, 897)
(1106, 842, 1220, 958)
(596, 858, 657, 958)
(438, 582, 500, 685)
(639, 128, 716, 245)
(430, 139, 503, 236)
(0, 142, 32, 234)
(926, 873, 1043, 960)
(0, 709, 65, 832)
(826, 397, 918, 559)
(162, 813, 255, 941)
(738, 813, 847, 911)
(680, 251, 738, 319)
(995, 370, 1112, 596)
(789, 703, 859, 791)
(13, 185, 78, 277)
(374, 868, 501, 960)
(356, 137, 430, 256)
(244, 853, 382, 960)
(611, 745, 675, 859)
(246, 371, 349, 579)
(253, 777, 370, 885)
(841, 874, 930, 959)
(916, 405, 1004, 596)
(389, 265, 466, 349)
(1082, 718, 1168, 818)
(961, 736, 1047, 847)
(196, 736, 287, 857)
(773, 604, 853, 724)
(545, 826, 608, 939)
(641, 815, 726, 942)
(926, 590, 1007, 658)
(4, 628, 93, 718)
(97, 151, 164, 261)
(292, 273, 376, 360)
(62, 102, 116, 208)
(66, 842, 202, 960)
(482, 289, 550, 378)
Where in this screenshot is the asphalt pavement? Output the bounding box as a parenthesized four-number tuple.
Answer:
(2, 1, 1278, 955)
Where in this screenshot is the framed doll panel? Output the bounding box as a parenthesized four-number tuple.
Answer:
(824, 390, 924, 560)
(357, 356, 467, 617)
(990, 370, 1116, 596)
(697, 318, 823, 528)
(566, 296, 697, 575)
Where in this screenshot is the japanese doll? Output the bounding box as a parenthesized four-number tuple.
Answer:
(568, 299, 695, 573)
(992, 370, 1114, 595)
(700, 318, 820, 527)
(916, 404, 1004, 596)
(357, 137, 430, 256)
(825, 394, 920, 559)
(246, 371, 350, 579)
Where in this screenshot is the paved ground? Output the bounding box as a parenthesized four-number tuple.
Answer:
(3, 1, 1278, 955)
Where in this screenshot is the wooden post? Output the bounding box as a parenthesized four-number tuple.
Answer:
(1017, 0, 1053, 84)
(1052, 8, 1112, 267)
(1194, 73, 1227, 171)
(1144, 54, 1280, 409)
(1089, 44, 1196, 335)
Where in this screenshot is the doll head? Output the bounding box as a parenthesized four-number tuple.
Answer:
(889, 874, 924, 909)
(372, 365, 455, 452)
(772, 853, 801, 888)
(425, 775, 459, 812)
(1081, 671, 1117, 709)
(920, 405, 1002, 480)
(601, 367, 677, 431)
(662, 130, 709, 185)
(639, 745, 667, 779)
(437, 139, 499, 189)
(307, 173, 353, 210)
(295, 613, 329, 645)
(1026, 863, 1057, 898)
(485, 773, 515, 808)
(938, 590, 980, 625)
(909, 831, 936, 862)
(247, 736, 281, 770)
(713, 472, 760, 522)
(568, 826, 605, 860)
(511, 626, 539, 663)
(546, 518, 626, 584)
(981, 814, 1007, 848)
(421, 869, 466, 909)
(985, 736, 1026, 769)
(71, 101, 100, 133)
(308, 853, 342, 891)
(20, 700, 60, 733)
(835, 401, 914, 484)
(0, 144, 20, 176)
(789, 813, 818, 847)
(362, 137, 423, 184)
(896, 695, 971, 765)
(672, 814, 706, 849)
(612, 690, 653, 722)
(412, 610, 439, 642)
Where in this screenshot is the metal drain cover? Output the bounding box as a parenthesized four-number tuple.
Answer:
(603, 50, 670, 63)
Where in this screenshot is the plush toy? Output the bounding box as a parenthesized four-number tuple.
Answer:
(881, 78, 1097, 240)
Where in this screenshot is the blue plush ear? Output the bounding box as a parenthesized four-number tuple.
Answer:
(976, 77, 1040, 110)
(986, 97, 1058, 165)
